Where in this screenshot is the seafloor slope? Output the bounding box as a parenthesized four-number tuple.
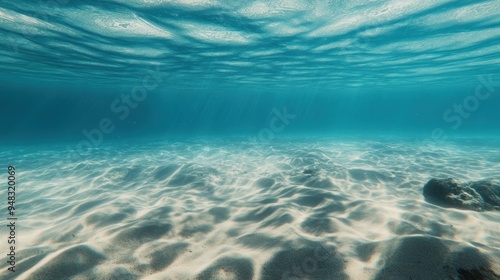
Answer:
(0, 138, 499, 280)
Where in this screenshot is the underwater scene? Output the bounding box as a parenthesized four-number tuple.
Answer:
(1, 0, 500, 279)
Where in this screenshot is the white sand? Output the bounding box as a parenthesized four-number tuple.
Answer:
(1, 137, 499, 279)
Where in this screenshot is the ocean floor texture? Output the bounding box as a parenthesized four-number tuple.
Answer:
(1, 138, 499, 280)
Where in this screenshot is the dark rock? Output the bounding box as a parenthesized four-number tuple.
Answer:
(423, 178, 500, 211)
(423, 178, 485, 211)
(469, 181, 500, 207)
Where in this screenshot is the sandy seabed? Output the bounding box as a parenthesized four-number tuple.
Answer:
(1, 137, 499, 280)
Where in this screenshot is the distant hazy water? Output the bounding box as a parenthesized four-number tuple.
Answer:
(1, 1, 500, 143)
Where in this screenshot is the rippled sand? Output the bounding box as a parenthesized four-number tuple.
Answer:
(1, 138, 499, 279)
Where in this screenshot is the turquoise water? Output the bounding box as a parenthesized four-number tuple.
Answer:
(1, 1, 500, 279)
(1, 1, 500, 145)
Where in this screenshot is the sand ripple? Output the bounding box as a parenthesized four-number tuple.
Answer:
(0, 138, 499, 279)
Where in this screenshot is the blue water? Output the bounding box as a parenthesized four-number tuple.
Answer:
(1, 0, 500, 145)
(1, 2, 500, 279)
